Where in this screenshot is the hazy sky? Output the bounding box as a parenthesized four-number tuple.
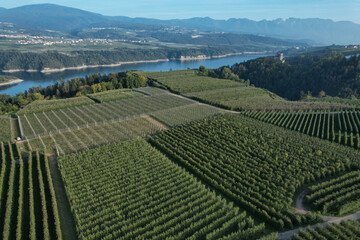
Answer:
(1, 0, 360, 23)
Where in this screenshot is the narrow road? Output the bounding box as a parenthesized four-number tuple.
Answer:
(48, 154, 78, 240)
(278, 211, 360, 240)
(278, 189, 360, 240)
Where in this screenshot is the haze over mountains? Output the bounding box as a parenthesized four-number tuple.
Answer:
(0, 4, 359, 45)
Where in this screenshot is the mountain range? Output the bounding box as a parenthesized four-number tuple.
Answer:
(0, 4, 359, 45)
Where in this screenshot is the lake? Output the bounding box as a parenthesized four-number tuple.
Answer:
(0, 54, 267, 96)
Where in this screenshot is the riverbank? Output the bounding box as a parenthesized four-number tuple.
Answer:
(1, 52, 268, 73)
(0, 78, 23, 87)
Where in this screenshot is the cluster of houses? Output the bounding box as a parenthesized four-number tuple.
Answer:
(345, 45, 359, 49)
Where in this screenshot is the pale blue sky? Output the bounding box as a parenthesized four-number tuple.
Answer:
(1, 0, 359, 23)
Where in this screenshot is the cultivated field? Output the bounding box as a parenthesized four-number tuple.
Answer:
(0, 116, 12, 142)
(18, 93, 193, 139)
(88, 89, 142, 103)
(243, 110, 360, 148)
(58, 138, 266, 240)
(150, 114, 360, 230)
(293, 220, 360, 240)
(17, 97, 95, 115)
(147, 70, 246, 94)
(26, 116, 165, 155)
(0, 143, 61, 240)
(133, 87, 168, 96)
(148, 70, 353, 111)
(306, 171, 360, 216)
(151, 103, 224, 127)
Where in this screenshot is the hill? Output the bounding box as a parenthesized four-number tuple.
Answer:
(0, 4, 107, 32)
(108, 17, 360, 45)
(228, 53, 360, 100)
(0, 4, 359, 45)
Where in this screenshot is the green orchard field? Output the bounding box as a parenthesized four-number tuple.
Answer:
(292, 220, 360, 240)
(17, 97, 95, 115)
(87, 89, 143, 103)
(58, 138, 266, 240)
(146, 70, 246, 94)
(150, 114, 360, 230)
(0, 143, 62, 240)
(243, 110, 360, 148)
(148, 70, 354, 111)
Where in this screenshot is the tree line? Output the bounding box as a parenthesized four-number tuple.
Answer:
(0, 71, 147, 115)
(198, 53, 360, 101)
(0, 47, 237, 71)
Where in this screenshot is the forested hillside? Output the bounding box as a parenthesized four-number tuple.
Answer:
(0, 48, 234, 71)
(227, 54, 360, 100)
(0, 71, 147, 114)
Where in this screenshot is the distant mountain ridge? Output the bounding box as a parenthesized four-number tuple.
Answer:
(0, 4, 107, 32)
(0, 4, 360, 45)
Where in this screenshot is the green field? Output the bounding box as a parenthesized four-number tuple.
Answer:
(305, 96, 360, 108)
(150, 114, 360, 230)
(58, 138, 266, 240)
(0, 143, 62, 240)
(292, 220, 360, 240)
(87, 89, 143, 103)
(17, 97, 95, 115)
(243, 110, 360, 148)
(151, 103, 224, 127)
(306, 171, 360, 216)
(19, 93, 193, 139)
(148, 70, 353, 111)
(133, 87, 168, 96)
(0, 116, 11, 142)
(147, 70, 246, 94)
(26, 116, 165, 155)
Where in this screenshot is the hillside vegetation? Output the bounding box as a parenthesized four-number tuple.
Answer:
(229, 54, 360, 100)
(148, 70, 355, 111)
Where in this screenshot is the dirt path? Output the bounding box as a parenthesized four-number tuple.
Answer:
(294, 189, 310, 215)
(278, 211, 360, 240)
(48, 154, 78, 240)
(278, 189, 360, 239)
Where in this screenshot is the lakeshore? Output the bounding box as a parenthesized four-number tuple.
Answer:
(1, 52, 268, 73)
(0, 53, 268, 96)
(0, 78, 23, 87)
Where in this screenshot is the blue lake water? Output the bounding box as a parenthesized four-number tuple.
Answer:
(0, 54, 267, 96)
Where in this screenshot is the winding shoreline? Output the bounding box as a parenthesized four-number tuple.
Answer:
(1, 52, 267, 73)
(0, 78, 23, 87)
